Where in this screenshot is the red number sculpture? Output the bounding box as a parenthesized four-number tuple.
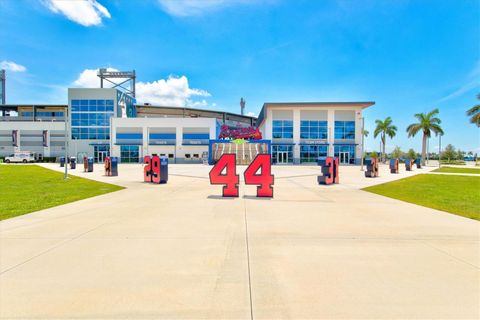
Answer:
(209, 154, 239, 197)
(151, 155, 161, 184)
(244, 154, 274, 197)
(318, 157, 334, 185)
(333, 156, 340, 183)
(144, 156, 152, 182)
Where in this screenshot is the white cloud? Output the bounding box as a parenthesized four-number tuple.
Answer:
(438, 60, 480, 102)
(72, 68, 211, 107)
(137, 76, 211, 107)
(246, 111, 256, 117)
(0, 61, 27, 72)
(157, 0, 254, 17)
(44, 0, 111, 26)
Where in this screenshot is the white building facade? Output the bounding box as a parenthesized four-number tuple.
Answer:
(111, 117, 217, 163)
(257, 102, 374, 164)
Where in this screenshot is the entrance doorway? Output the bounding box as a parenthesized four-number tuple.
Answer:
(97, 151, 107, 163)
(339, 152, 349, 164)
(277, 151, 289, 164)
(94, 145, 110, 163)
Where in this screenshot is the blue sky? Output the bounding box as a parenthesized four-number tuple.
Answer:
(1, 0, 479, 152)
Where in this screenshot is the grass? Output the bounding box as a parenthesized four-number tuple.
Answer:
(432, 166, 480, 174)
(363, 174, 480, 221)
(0, 165, 124, 220)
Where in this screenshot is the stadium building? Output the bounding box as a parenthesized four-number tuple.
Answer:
(0, 85, 373, 165)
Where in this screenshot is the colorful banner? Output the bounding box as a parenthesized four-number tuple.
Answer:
(12, 130, 18, 147)
(42, 130, 48, 147)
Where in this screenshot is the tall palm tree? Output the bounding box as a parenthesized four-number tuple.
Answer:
(466, 94, 480, 127)
(406, 108, 444, 166)
(373, 117, 397, 163)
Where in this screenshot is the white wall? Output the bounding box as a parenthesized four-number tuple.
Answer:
(266, 105, 365, 163)
(111, 117, 216, 163)
(0, 121, 64, 157)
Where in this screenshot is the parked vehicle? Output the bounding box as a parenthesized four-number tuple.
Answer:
(4, 151, 37, 163)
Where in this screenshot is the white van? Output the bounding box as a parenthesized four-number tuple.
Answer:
(4, 152, 37, 163)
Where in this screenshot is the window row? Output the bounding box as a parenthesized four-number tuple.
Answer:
(71, 104, 114, 112)
(71, 127, 110, 140)
(21, 112, 64, 117)
(71, 112, 113, 127)
(71, 99, 114, 106)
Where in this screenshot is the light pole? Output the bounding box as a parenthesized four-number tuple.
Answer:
(64, 106, 69, 180)
(360, 117, 365, 171)
(426, 137, 429, 165)
(438, 134, 442, 168)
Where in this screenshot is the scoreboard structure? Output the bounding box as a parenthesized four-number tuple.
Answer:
(208, 139, 271, 165)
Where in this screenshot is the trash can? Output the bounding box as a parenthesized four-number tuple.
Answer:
(87, 157, 94, 172)
(60, 156, 65, 167)
(415, 158, 422, 169)
(83, 157, 88, 172)
(111, 157, 118, 176)
(70, 157, 76, 169)
(405, 159, 413, 171)
(389, 158, 399, 173)
(159, 156, 168, 183)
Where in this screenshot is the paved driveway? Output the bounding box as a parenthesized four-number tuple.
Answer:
(0, 163, 478, 319)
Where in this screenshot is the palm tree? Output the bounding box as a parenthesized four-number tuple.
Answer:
(406, 108, 444, 166)
(362, 129, 369, 138)
(466, 94, 480, 127)
(373, 117, 397, 163)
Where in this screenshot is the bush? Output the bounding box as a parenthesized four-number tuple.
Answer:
(440, 160, 466, 165)
(41, 157, 57, 163)
(370, 151, 378, 159)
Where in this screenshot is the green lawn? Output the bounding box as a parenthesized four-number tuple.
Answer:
(0, 165, 124, 220)
(432, 166, 480, 174)
(362, 174, 480, 221)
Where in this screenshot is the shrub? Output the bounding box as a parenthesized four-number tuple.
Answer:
(407, 148, 417, 160)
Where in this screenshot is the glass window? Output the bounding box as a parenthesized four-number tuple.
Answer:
(300, 145, 328, 163)
(334, 121, 355, 140)
(120, 145, 140, 163)
(300, 120, 328, 140)
(272, 120, 293, 139)
(70, 99, 115, 140)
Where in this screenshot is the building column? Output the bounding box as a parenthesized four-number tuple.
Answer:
(355, 108, 363, 164)
(327, 109, 335, 157)
(176, 126, 183, 162)
(142, 126, 148, 158)
(293, 109, 301, 164)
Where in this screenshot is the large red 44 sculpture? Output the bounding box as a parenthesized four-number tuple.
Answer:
(209, 154, 274, 197)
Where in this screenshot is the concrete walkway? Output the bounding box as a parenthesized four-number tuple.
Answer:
(0, 163, 478, 319)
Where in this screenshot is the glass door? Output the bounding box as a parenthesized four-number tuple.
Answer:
(277, 151, 288, 164)
(340, 152, 349, 164)
(98, 151, 106, 163)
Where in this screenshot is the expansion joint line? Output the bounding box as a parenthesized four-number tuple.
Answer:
(243, 199, 254, 320)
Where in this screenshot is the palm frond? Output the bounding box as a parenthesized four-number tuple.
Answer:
(406, 123, 422, 137)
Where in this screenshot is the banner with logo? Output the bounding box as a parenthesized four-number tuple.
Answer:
(12, 130, 18, 147)
(43, 130, 48, 147)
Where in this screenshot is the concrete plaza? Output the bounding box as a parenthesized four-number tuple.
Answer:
(0, 163, 478, 319)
